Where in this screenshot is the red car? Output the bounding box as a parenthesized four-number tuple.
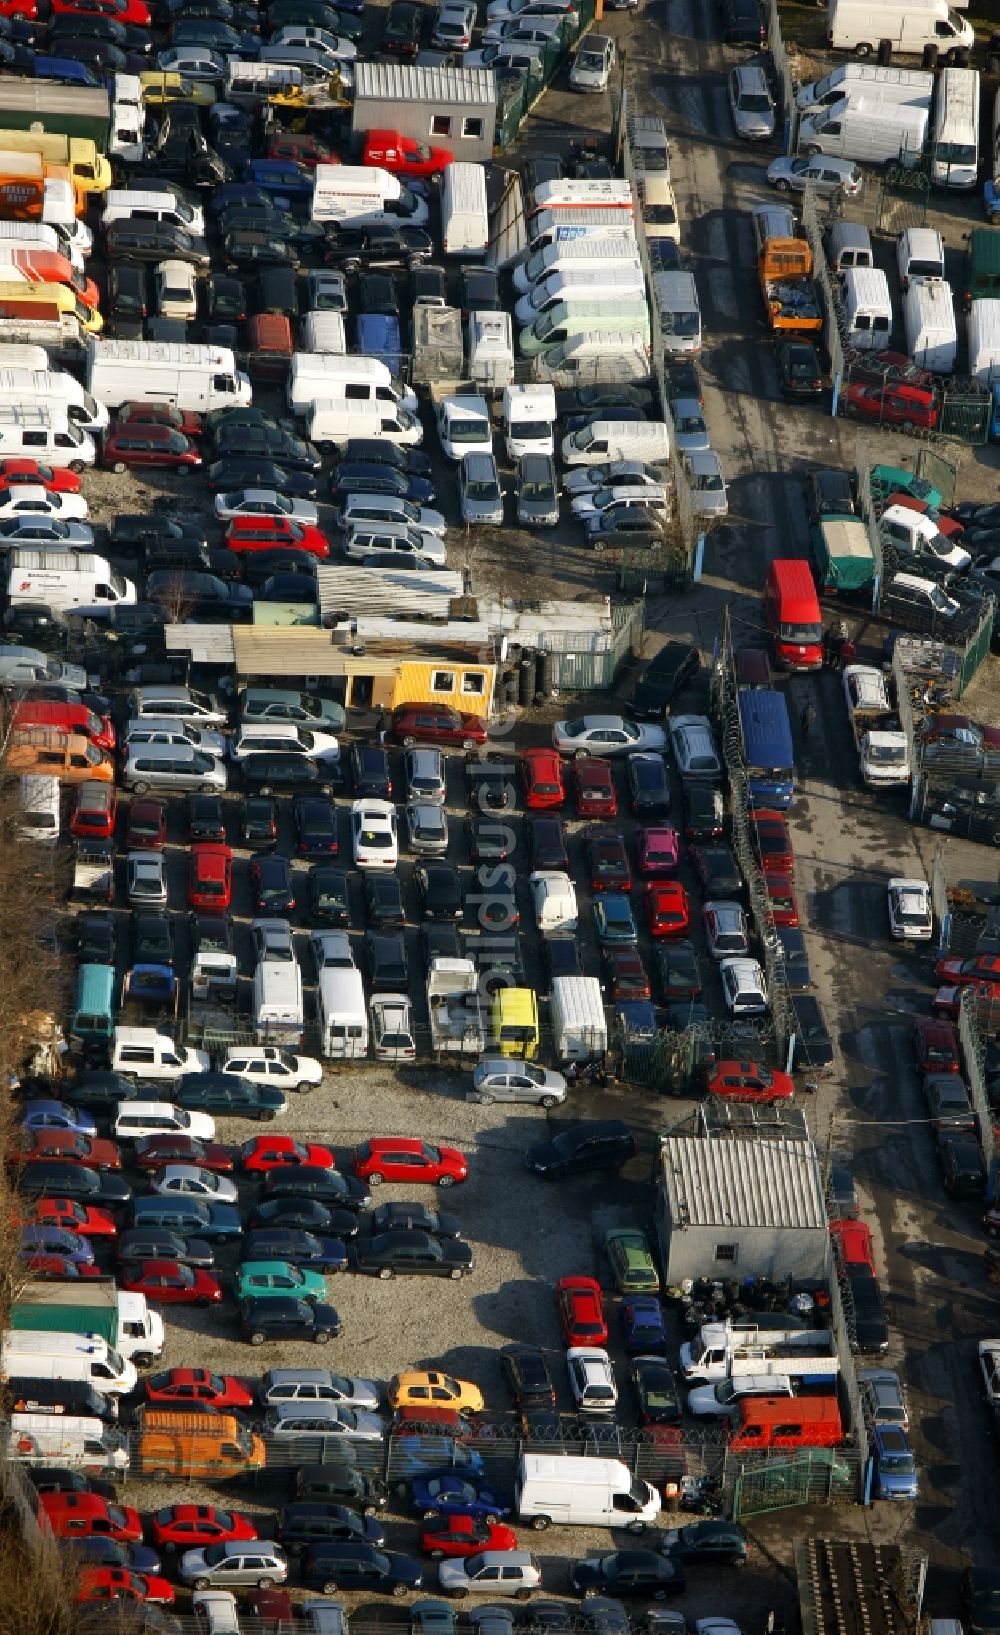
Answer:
(603, 946, 651, 1001)
(29, 1198, 117, 1237)
(934, 952, 1000, 985)
(637, 824, 680, 876)
(704, 1060, 794, 1103)
(70, 781, 117, 839)
(362, 129, 453, 178)
(572, 756, 618, 818)
(520, 748, 565, 810)
(420, 1515, 517, 1558)
(23, 1255, 103, 1279)
(125, 798, 167, 850)
(144, 1368, 254, 1409)
(933, 981, 1000, 1019)
(753, 810, 793, 873)
(102, 424, 202, 474)
(644, 881, 690, 937)
(226, 517, 329, 558)
(354, 1137, 467, 1186)
(829, 1219, 875, 1272)
(117, 403, 203, 438)
(0, 458, 81, 494)
(241, 1136, 336, 1173)
(913, 1016, 961, 1076)
(76, 1569, 175, 1606)
(269, 131, 336, 166)
(187, 843, 233, 911)
(148, 1504, 259, 1552)
(586, 831, 631, 893)
(51, 0, 150, 20)
(120, 1259, 223, 1306)
(764, 870, 799, 927)
(134, 1134, 234, 1173)
(40, 1492, 143, 1542)
(391, 703, 488, 748)
(555, 1275, 607, 1347)
(844, 380, 937, 431)
(12, 1130, 122, 1170)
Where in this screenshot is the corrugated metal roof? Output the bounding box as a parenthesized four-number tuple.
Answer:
(354, 62, 496, 106)
(660, 1136, 826, 1231)
(317, 566, 465, 620)
(165, 626, 236, 664)
(230, 628, 401, 679)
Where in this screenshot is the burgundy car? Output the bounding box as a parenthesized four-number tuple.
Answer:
(103, 423, 203, 474)
(134, 1136, 234, 1173)
(391, 703, 488, 747)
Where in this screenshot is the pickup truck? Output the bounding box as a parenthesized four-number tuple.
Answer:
(679, 1320, 835, 1383)
(843, 664, 910, 787)
(759, 237, 821, 333)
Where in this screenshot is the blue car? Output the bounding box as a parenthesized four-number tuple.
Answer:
(870, 1424, 919, 1500)
(411, 1472, 509, 1520)
(21, 1100, 97, 1138)
(593, 893, 638, 945)
(620, 1294, 668, 1356)
(243, 1228, 348, 1273)
(330, 462, 437, 507)
(68, 1536, 163, 1576)
(392, 1440, 485, 1479)
(246, 158, 314, 201)
(21, 1225, 96, 1264)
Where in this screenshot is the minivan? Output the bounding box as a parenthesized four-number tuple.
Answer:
(7, 730, 113, 785)
(123, 742, 228, 795)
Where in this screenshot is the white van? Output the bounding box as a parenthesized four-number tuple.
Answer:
(968, 297, 1000, 383)
(254, 958, 304, 1045)
(0, 1331, 136, 1395)
(561, 418, 671, 466)
(0, 220, 86, 274)
(503, 382, 556, 458)
(434, 392, 492, 460)
(519, 298, 650, 357)
(798, 98, 928, 167)
(299, 311, 347, 353)
(531, 178, 634, 212)
(6, 1412, 131, 1472)
(100, 188, 207, 237)
(515, 264, 646, 324)
(111, 1029, 212, 1083)
(796, 62, 934, 111)
(7, 550, 136, 618)
(930, 65, 980, 188)
(0, 367, 108, 432)
(112, 1099, 216, 1140)
(896, 226, 945, 289)
(441, 161, 489, 257)
(311, 164, 429, 227)
(904, 276, 957, 372)
(512, 232, 639, 295)
(17, 774, 60, 844)
(467, 310, 515, 391)
(825, 221, 874, 272)
(652, 270, 702, 354)
(840, 266, 893, 351)
(0, 404, 95, 469)
(516, 1454, 660, 1531)
(826, 0, 974, 56)
(288, 353, 417, 416)
(316, 966, 368, 1059)
(306, 399, 423, 453)
(531, 331, 650, 387)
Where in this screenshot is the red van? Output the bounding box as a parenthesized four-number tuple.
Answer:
(763, 558, 823, 671)
(247, 314, 293, 383)
(13, 698, 116, 751)
(728, 1394, 842, 1452)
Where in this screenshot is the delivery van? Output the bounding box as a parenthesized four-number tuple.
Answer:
(138, 1411, 265, 1479)
(0, 1331, 136, 1394)
(111, 1029, 211, 1082)
(0, 365, 108, 430)
(288, 353, 417, 416)
(7, 1412, 130, 1472)
(441, 161, 489, 257)
(515, 264, 646, 323)
(930, 65, 980, 188)
(7, 728, 114, 784)
(532, 331, 650, 387)
(826, 0, 974, 57)
(798, 98, 928, 167)
(516, 1455, 660, 1530)
(525, 208, 641, 256)
(904, 276, 957, 372)
(0, 280, 101, 332)
(840, 266, 893, 350)
(7, 549, 137, 618)
(652, 270, 701, 354)
(796, 62, 934, 111)
(519, 298, 650, 358)
(763, 558, 823, 671)
(0, 221, 86, 275)
(305, 399, 424, 453)
(17, 773, 60, 844)
(100, 188, 207, 236)
(491, 987, 540, 1059)
(316, 966, 369, 1060)
(0, 404, 95, 468)
(727, 1393, 843, 1451)
(561, 418, 670, 466)
(512, 232, 640, 295)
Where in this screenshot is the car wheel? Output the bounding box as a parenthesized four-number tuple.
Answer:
(477, 1091, 494, 1104)
(540, 1095, 558, 1109)
(151, 1468, 170, 1482)
(368, 1171, 384, 1184)
(628, 1519, 646, 1534)
(437, 1174, 455, 1187)
(422, 1508, 439, 1520)
(175, 465, 192, 478)
(212, 1234, 229, 1246)
(450, 1267, 463, 1280)
(193, 1577, 211, 1591)
(854, 39, 873, 55)
(379, 1266, 395, 1279)
(774, 178, 790, 191)
(110, 459, 127, 474)
(392, 1584, 409, 1599)
(450, 1590, 469, 1601)
(901, 422, 916, 437)
(162, 1541, 176, 1553)
(257, 1578, 274, 1590)
(196, 1296, 212, 1308)
(249, 1330, 267, 1345)
(729, 1555, 746, 1568)
(653, 1589, 670, 1601)
(515, 1589, 532, 1602)
(132, 781, 150, 796)
(313, 1329, 331, 1344)
(260, 1110, 277, 1121)
(322, 1581, 339, 1595)
(69, 460, 86, 473)
(574, 748, 590, 760)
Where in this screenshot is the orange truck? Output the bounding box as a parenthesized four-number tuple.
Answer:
(758, 237, 822, 333)
(0, 246, 98, 307)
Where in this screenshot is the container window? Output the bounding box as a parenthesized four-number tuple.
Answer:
(431, 115, 452, 136)
(461, 673, 485, 695)
(462, 117, 484, 138)
(431, 671, 455, 693)
(714, 1243, 738, 1262)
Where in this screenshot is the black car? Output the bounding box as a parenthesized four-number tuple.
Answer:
(411, 263, 447, 307)
(295, 1464, 389, 1511)
(775, 339, 825, 399)
(299, 1543, 422, 1596)
(78, 913, 116, 966)
(52, 11, 148, 47)
(338, 438, 432, 478)
(187, 795, 227, 842)
(64, 1070, 143, 1112)
(465, 755, 516, 812)
(241, 549, 319, 588)
(365, 930, 408, 992)
(843, 1265, 889, 1354)
(261, 573, 320, 604)
(789, 994, 834, 1074)
(240, 1295, 342, 1345)
(964, 1568, 1000, 1635)
(500, 1345, 556, 1409)
(555, 384, 652, 419)
(242, 755, 340, 797)
(420, 923, 461, 964)
(365, 872, 406, 927)
(204, 272, 247, 324)
(249, 1196, 360, 1239)
(106, 220, 211, 267)
(939, 1130, 987, 1198)
(146, 570, 253, 620)
(66, 1535, 162, 1575)
(131, 912, 174, 968)
(322, 224, 434, 270)
(805, 467, 855, 523)
(277, 1503, 384, 1554)
(527, 815, 569, 870)
(261, 1166, 372, 1210)
(209, 458, 317, 500)
(369, 1201, 461, 1238)
(628, 642, 700, 719)
(382, 0, 424, 53)
(631, 1355, 682, 1425)
(689, 843, 742, 898)
(626, 752, 671, 815)
(526, 1120, 636, 1180)
(719, 0, 765, 43)
(293, 798, 338, 857)
(241, 794, 278, 845)
(107, 264, 149, 335)
(220, 210, 329, 259)
(459, 265, 501, 316)
(655, 939, 702, 1001)
(117, 1229, 216, 1270)
(469, 930, 526, 993)
(359, 269, 402, 316)
(354, 1228, 473, 1279)
(543, 936, 582, 984)
(18, 1162, 132, 1207)
(415, 862, 463, 921)
(569, 1551, 684, 1597)
(174, 1072, 287, 1120)
(308, 865, 351, 926)
(114, 513, 207, 552)
(215, 424, 321, 473)
(25, 1468, 117, 1501)
(243, 1229, 349, 1274)
(774, 925, 812, 990)
(351, 742, 393, 798)
(249, 852, 296, 915)
(224, 229, 298, 269)
(465, 814, 511, 862)
(329, 462, 436, 508)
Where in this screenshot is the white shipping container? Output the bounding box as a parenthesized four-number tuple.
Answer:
(550, 975, 607, 1061)
(968, 298, 1000, 383)
(441, 162, 489, 257)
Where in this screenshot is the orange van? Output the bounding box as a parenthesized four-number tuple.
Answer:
(137, 1411, 265, 1479)
(247, 313, 292, 382)
(12, 697, 116, 750)
(763, 558, 823, 672)
(7, 728, 113, 783)
(727, 1393, 842, 1452)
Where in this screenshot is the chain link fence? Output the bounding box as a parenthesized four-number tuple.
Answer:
(764, 0, 799, 156)
(800, 187, 845, 409)
(959, 986, 996, 1175)
(495, 0, 597, 147)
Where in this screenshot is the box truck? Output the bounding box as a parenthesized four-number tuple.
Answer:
(550, 975, 607, 1062)
(441, 161, 489, 257)
(311, 163, 429, 226)
(7, 549, 136, 618)
(0, 81, 111, 148)
(516, 1455, 661, 1531)
(86, 339, 252, 413)
(10, 1280, 163, 1367)
(0, 127, 110, 195)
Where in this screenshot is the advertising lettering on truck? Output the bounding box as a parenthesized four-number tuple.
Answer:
(727, 1393, 843, 1451)
(763, 558, 823, 671)
(138, 1410, 265, 1479)
(737, 688, 795, 808)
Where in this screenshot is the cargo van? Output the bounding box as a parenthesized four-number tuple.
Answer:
(968, 297, 1000, 383)
(441, 161, 489, 257)
(825, 220, 874, 272)
(561, 418, 670, 466)
(316, 967, 368, 1059)
(6, 1376, 117, 1422)
(7, 729, 113, 784)
(525, 209, 640, 256)
(70, 962, 115, 1053)
(796, 62, 934, 111)
(0, 280, 101, 332)
(930, 65, 980, 188)
(840, 266, 893, 350)
(516, 1455, 660, 1530)
(100, 188, 206, 236)
(519, 298, 650, 358)
(0, 404, 95, 468)
(826, 0, 974, 57)
(7, 549, 137, 618)
(254, 957, 304, 1045)
(17, 774, 60, 844)
(763, 559, 823, 671)
(897, 226, 945, 289)
(798, 98, 928, 167)
(515, 264, 646, 324)
(7, 1412, 130, 1472)
(727, 1393, 843, 1451)
(904, 276, 956, 372)
(0, 366, 108, 430)
(138, 1410, 265, 1479)
(503, 382, 556, 458)
(288, 353, 417, 416)
(512, 232, 640, 295)
(532, 331, 650, 387)
(737, 688, 795, 808)
(652, 269, 701, 354)
(246, 313, 293, 383)
(86, 340, 251, 414)
(305, 399, 423, 453)
(0, 1331, 136, 1395)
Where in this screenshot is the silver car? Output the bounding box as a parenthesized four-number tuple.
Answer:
(703, 900, 749, 959)
(405, 746, 447, 803)
(370, 993, 416, 1061)
(126, 850, 168, 908)
(569, 31, 615, 90)
(129, 684, 228, 727)
(683, 450, 728, 518)
(439, 1550, 542, 1598)
(264, 1401, 386, 1440)
(471, 1058, 567, 1107)
(552, 715, 668, 757)
(125, 718, 228, 757)
(563, 460, 664, 497)
(459, 451, 504, 526)
(406, 801, 450, 856)
(260, 1369, 380, 1409)
(516, 452, 559, 527)
(671, 398, 711, 452)
(766, 153, 862, 197)
(728, 63, 775, 140)
(179, 1541, 289, 1590)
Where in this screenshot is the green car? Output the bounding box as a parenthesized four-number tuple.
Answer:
(234, 1260, 327, 1303)
(604, 1227, 660, 1294)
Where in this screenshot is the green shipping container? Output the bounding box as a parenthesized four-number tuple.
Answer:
(0, 82, 110, 147)
(810, 515, 875, 594)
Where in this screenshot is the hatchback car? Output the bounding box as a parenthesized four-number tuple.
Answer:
(767, 153, 862, 198)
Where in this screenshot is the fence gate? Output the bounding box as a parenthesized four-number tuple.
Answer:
(873, 166, 929, 235)
(731, 1449, 862, 1518)
(958, 601, 996, 695)
(916, 445, 961, 509)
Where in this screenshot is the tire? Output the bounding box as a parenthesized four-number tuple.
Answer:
(132, 781, 150, 796)
(379, 1266, 395, 1279)
(653, 1591, 670, 1602)
(478, 1092, 494, 1105)
(194, 1577, 211, 1591)
(430, 1550, 445, 1560)
(322, 1581, 338, 1595)
(313, 1329, 331, 1344)
(175, 465, 192, 478)
(69, 460, 86, 473)
(855, 39, 873, 55)
(392, 1584, 408, 1599)
(438, 1174, 455, 1187)
(249, 1330, 267, 1345)
(151, 1468, 170, 1481)
(450, 1267, 463, 1280)
(628, 1520, 646, 1535)
(531, 1515, 550, 1532)
(774, 178, 790, 191)
(516, 1589, 532, 1602)
(803, 144, 820, 157)
(196, 1296, 212, 1308)
(257, 1578, 274, 1591)
(901, 422, 915, 437)
(485, 1513, 501, 1526)
(451, 1590, 469, 1601)
(592, 542, 605, 553)
(540, 1095, 558, 1110)
(111, 460, 127, 474)
(729, 1556, 747, 1568)
(403, 735, 417, 747)
(368, 1171, 384, 1185)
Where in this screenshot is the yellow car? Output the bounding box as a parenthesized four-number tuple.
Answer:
(140, 71, 217, 107)
(388, 1371, 484, 1414)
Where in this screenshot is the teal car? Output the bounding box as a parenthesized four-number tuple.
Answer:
(869, 464, 942, 511)
(234, 1260, 327, 1303)
(593, 893, 637, 945)
(604, 1227, 660, 1294)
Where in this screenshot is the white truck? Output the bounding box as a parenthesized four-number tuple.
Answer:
(679, 1319, 836, 1384)
(10, 1278, 164, 1369)
(311, 163, 430, 226)
(109, 72, 145, 165)
(842, 664, 910, 786)
(427, 956, 486, 1058)
(503, 382, 556, 458)
(550, 975, 607, 1062)
(0, 366, 108, 431)
(516, 1454, 660, 1531)
(85, 339, 252, 413)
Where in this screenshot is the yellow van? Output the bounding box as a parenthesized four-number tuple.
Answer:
(0, 281, 101, 332)
(138, 1411, 265, 1479)
(491, 987, 540, 1059)
(8, 730, 114, 784)
(0, 129, 111, 194)
(140, 71, 217, 108)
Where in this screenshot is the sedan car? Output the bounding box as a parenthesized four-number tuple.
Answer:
(144, 1369, 254, 1410)
(586, 831, 631, 893)
(631, 1354, 682, 1426)
(569, 1551, 684, 1597)
(149, 1505, 259, 1554)
(593, 894, 637, 945)
(572, 757, 618, 818)
(556, 1275, 607, 1347)
(411, 1475, 509, 1522)
(888, 877, 933, 941)
(659, 1520, 749, 1564)
(354, 1230, 474, 1279)
(553, 716, 667, 758)
(149, 1164, 237, 1203)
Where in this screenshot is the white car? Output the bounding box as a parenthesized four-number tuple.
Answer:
(214, 489, 319, 527)
(480, 15, 563, 41)
(217, 1046, 323, 1092)
(269, 24, 358, 62)
(684, 450, 728, 518)
(251, 918, 296, 963)
(439, 1551, 542, 1598)
(563, 460, 665, 498)
(566, 1346, 617, 1413)
(370, 994, 416, 1061)
(431, 0, 477, 47)
(151, 1164, 239, 1204)
(157, 45, 226, 81)
(406, 801, 449, 856)
(703, 900, 749, 960)
(685, 1375, 784, 1417)
(843, 663, 890, 719)
(0, 515, 93, 546)
(530, 869, 578, 934)
(552, 714, 667, 757)
(352, 799, 398, 869)
(466, 40, 545, 67)
(568, 31, 615, 90)
(485, 0, 575, 22)
(571, 483, 669, 520)
(309, 929, 357, 975)
(229, 722, 340, 764)
(719, 956, 768, 1016)
(155, 258, 199, 319)
(0, 483, 88, 520)
(125, 718, 228, 758)
(887, 877, 933, 941)
(669, 714, 721, 780)
(126, 850, 168, 908)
